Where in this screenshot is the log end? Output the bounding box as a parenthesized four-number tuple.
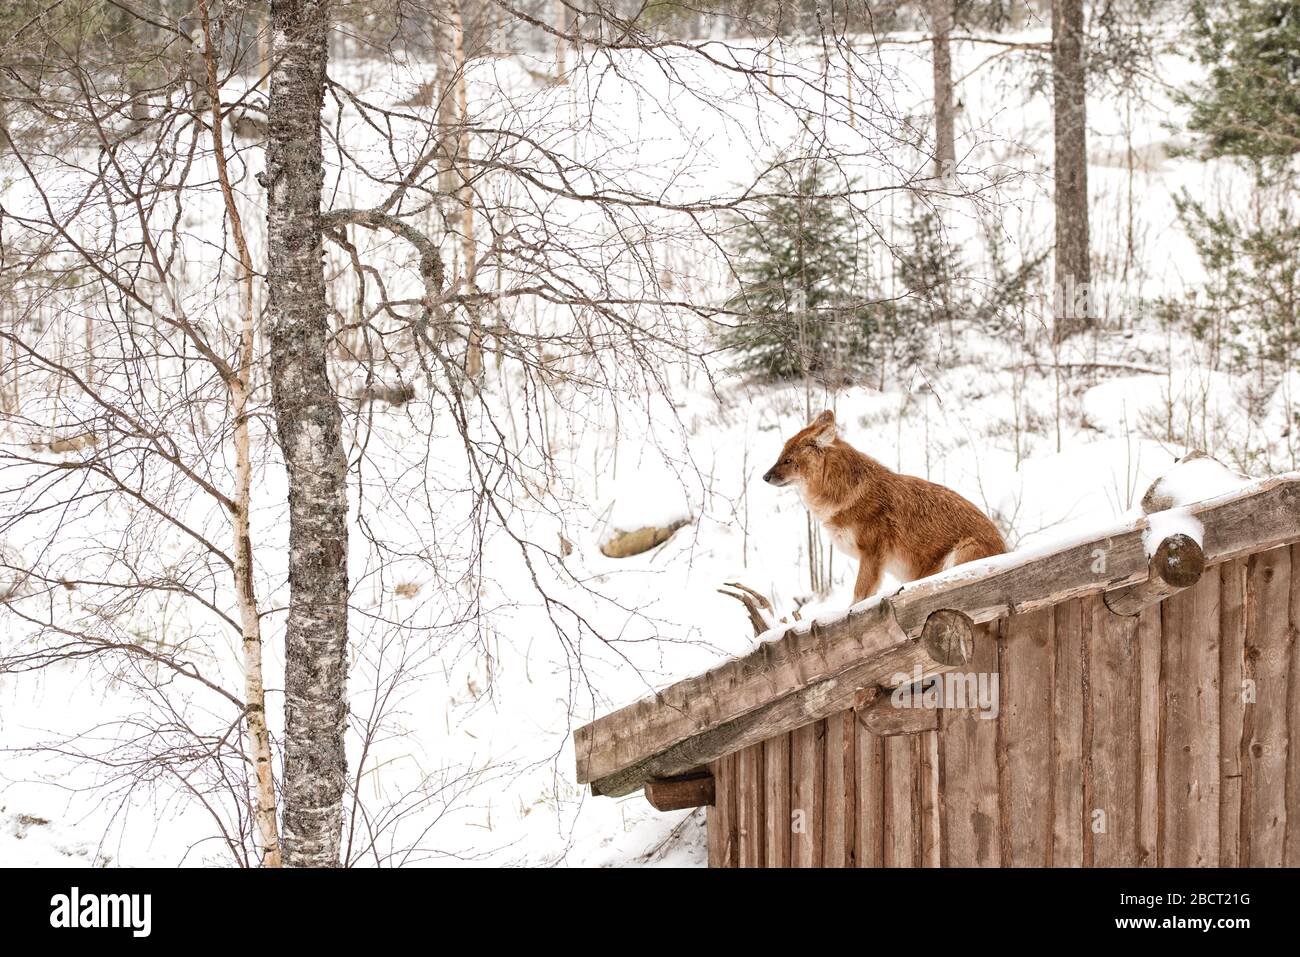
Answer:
(920, 608, 975, 667)
(1152, 532, 1206, 588)
(643, 769, 715, 811)
(854, 682, 941, 736)
(1103, 533, 1207, 617)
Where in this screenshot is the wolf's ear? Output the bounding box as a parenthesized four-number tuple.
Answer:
(810, 409, 836, 446)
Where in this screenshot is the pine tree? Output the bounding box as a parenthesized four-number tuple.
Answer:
(720, 159, 880, 381)
(1175, 1, 1300, 367)
(1176, 189, 1300, 364)
(898, 204, 960, 328)
(1181, 0, 1300, 164)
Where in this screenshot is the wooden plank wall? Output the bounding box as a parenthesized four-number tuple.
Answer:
(707, 547, 1300, 867)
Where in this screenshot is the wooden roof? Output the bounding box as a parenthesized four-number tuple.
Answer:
(575, 471, 1300, 798)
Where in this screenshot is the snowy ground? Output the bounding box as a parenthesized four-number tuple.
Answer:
(0, 27, 1291, 867)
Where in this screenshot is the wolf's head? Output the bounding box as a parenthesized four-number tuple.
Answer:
(762, 410, 837, 488)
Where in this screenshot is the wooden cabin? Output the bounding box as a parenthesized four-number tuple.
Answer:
(574, 462, 1300, 867)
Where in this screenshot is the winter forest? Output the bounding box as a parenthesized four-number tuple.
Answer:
(0, 0, 1296, 868)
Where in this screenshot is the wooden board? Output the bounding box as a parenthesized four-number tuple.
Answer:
(1160, 569, 1221, 866)
(1241, 546, 1289, 865)
(883, 733, 919, 867)
(937, 621, 1001, 866)
(918, 730, 942, 867)
(644, 770, 714, 811)
(578, 598, 930, 791)
(822, 710, 856, 867)
(762, 733, 791, 867)
(790, 720, 825, 867)
(736, 743, 765, 867)
(856, 685, 941, 735)
(998, 607, 1053, 866)
(1135, 602, 1162, 866)
(1052, 600, 1085, 866)
(706, 754, 738, 867)
(854, 721, 885, 867)
(1218, 558, 1247, 866)
(1085, 596, 1140, 865)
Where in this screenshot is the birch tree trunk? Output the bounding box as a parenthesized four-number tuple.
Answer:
(1052, 0, 1092, 340)
(199, 0, 282, 868)
(266, 0, 350, 868)
(930, 0, 955, 180)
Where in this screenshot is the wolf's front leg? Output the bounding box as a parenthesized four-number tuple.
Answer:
(852, 557, 882, 603)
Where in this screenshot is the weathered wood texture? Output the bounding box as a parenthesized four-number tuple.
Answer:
(643, 770, 714, 812)
(579, 477, 1300, 796)
(940, 622, 1001, 866)
(706, 754, 738, 867)
(706, 548, 1299, 867)
(1160, 564, 1221, 865)
(735, 745, 764, 866)
(1241, 547, 1290, 865)
(790, 721, 824, 867)
(762, 735, 790, 867)
(1103, 533, 1206, 615)
(853, 684, 941, 735)
(581, 599, 947, 796)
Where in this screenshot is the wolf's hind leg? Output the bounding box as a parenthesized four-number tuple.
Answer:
(937, 537, 997, 573)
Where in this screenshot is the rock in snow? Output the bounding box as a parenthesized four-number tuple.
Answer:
(597, 460, 694, 558)
(600, 519, 691, 558)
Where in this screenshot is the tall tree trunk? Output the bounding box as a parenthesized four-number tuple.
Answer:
(266, 0, 350, 868)
(554, 0, 567, 81)
(930, 0, 955, 180)
(1052, 0, 1091, 339)
(451, 0, 482, 380)
(200, 0, 282, 868)
(110, 1, 149, 138)
(259, 13, 273, 81)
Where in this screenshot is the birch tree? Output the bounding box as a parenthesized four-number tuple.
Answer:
(1, 0, 290, 866)
(198, 0, 282, 868)
(265, 0, 350, 868)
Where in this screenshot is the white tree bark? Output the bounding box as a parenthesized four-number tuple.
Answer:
(266, 0, 350, 868)
(199, 0, 283, 868)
